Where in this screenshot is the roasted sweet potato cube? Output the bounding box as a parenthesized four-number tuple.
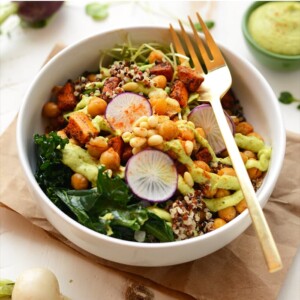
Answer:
(66, 112, 98, 144)
(150, 62, 174, 82)
(170, 80, 189, 107)
(195, 147, 213, 164)
(57, 81, 77, 111)
(177, 65, 204, 92)
(108, 136, 124, 157)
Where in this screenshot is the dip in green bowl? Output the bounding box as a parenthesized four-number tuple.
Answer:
(242, 1, 300, 71)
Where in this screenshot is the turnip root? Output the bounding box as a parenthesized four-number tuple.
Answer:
(12, 268, 66, 300)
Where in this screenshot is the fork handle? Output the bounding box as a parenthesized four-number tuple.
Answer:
(210, 98, 282, 273)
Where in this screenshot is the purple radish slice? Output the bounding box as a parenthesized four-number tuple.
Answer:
(105, 92, 152, 132)
(188, 104, 235, 153)
(126, 149, 177, 202)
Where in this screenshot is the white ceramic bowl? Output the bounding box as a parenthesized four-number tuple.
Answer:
(17, 26, 286, 266)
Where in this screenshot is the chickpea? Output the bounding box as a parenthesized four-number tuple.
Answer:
(235, 121, 253, 135)
(202, 186, 217, 198)
(148, 50, 164, 63)
(100, 147, 120, 171)
(158, 120, 179, 141)
(48, 115, 65, 131)
(150, 98, 168, 115)
(213, 218, 227, 229)
(179, 128, 195, 141)
(71, 173, 89, 190)
(247, 132, 264, 141)
(42, 101, 61, 118)
(240, 152, 248, 164)
(51, 85, 63, 96)
(86, 137, 108, 159)
(218, 206, 237, 222)
(57, 130, 67, 139)
(243, 150, 256, 159)
(194, 160, 211, 172)
(247, 167, 262, 179)
(87, 73, 97, 82)
(152, 75, 167, 89)
(235, 199, 247, 214)
(215, 188, 231, 198)
(218, 167, 236, 176)
(87, 97, 107, 117)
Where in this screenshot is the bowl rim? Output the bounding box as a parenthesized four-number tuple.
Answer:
(242, 1, 300, 60)
(16, 25, 286, 253)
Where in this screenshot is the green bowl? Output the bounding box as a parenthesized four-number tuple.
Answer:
(242, 1, 300, 71)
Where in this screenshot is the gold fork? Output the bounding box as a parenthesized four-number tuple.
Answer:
(170, 13, 282, 273)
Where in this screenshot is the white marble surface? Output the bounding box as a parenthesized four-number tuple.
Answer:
(1, 1, 299, 299)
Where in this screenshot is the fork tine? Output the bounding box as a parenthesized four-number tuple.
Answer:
(169, 24, 188, 66)
(188, 16, 211, 71)
(195, 12, 226, 70)
(178, 20, 203, 73)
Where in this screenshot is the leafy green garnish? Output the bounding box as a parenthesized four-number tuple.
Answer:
(85, 2, 109, 21)
(194, 20, 215, 31)
(34, 132, 73, 191)
(0, 280, 14, 297)
(278, 91, 300, 109)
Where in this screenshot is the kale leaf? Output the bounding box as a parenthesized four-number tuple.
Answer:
(34, 132, 73, 191)
(143, 213, 175, 242)
(97, 166, 132, 207)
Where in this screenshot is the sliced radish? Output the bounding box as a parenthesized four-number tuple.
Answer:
(188, 104, 235, 153)
(125, 149, 177, 202)
(105, 92, 152, 132)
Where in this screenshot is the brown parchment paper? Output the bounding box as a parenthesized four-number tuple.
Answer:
(1, 45, 300, 300)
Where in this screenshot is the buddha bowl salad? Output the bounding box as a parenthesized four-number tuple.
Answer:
(35, 42, 271, 243)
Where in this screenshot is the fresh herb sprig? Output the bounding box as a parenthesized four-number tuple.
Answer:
(278, 91, 300, 110)
(194, 20, 215, 31)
